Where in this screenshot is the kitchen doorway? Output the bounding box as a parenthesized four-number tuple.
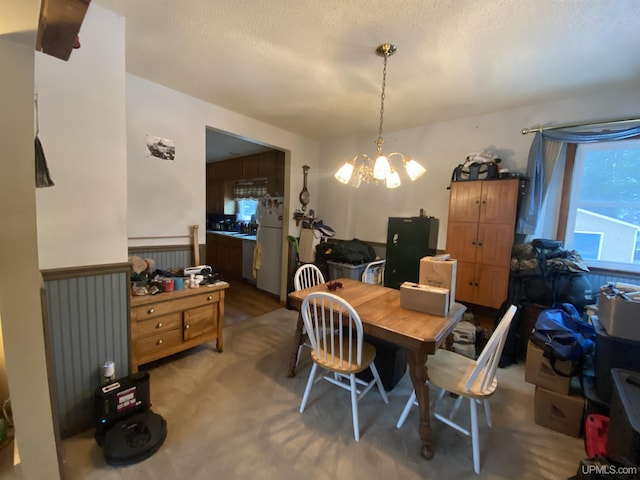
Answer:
(205, 127, 288, 299)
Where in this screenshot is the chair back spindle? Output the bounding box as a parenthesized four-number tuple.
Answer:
(294, 263, 325, 291)
(464, 305, 517, 393)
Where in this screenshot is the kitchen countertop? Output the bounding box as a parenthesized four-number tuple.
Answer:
(207, 230, 257, 241)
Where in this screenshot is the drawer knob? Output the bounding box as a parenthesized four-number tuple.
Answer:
(207, 295, 213, 301)
(157, 323, 163, 328)
(185, 324, 190, 329)
(157, 339, 163, 345)
(148, 308, 155, 314)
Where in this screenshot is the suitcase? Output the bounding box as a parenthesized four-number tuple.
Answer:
(94, 371, 167, 465)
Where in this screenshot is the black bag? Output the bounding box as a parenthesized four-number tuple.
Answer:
(330, 239, 376, 265)
(452, 161, 500, 182)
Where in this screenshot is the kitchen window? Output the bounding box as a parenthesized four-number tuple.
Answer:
(560, 138, 640, 273)
(236, 198, 258, 222)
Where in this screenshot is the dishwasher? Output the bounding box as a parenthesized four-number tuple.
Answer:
(242, 239, 256, 284)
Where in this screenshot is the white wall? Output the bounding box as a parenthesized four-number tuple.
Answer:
(126, 75, 320, 244)
(317, 87, 640, 249)
(0, 0, 61, 477)
(35, 5, 127, 270)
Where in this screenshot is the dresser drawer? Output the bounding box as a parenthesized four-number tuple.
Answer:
(136, 312, 181, 338)
(136, 328, 182, 356)
(131, 290, 221, 321)
(184, 304, 217, 341)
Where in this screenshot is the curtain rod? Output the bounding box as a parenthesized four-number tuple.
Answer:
(521, 116, 640, 135)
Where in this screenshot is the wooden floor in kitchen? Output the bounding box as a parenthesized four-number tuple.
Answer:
(222, 276, 285, 327)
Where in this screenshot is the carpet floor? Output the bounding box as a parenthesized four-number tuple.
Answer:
(21, 309, 591, 479)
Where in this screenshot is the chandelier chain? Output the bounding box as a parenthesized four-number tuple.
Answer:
(333, 43, 425, 189)
(377, 53, 388, 145)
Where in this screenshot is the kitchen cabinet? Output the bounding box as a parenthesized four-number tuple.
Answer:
(208, 233, 243, 277)
(206, 233, 219, 266)
(130, 282, 229, 372)
(206, 151, 285, 214)
(446, 178, 521, 308)
(242, 156, 261, 179)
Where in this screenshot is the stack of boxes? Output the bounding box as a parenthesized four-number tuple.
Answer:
(584, 284, 640, 416)
(525, 340, 585, 438)
(399, 255, 457, 317)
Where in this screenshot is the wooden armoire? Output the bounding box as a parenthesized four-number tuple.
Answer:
(446, 178, 522, 309)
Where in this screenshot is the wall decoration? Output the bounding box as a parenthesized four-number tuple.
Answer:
(146, 135, 175, 160)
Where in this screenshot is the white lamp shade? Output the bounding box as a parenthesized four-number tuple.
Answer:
(335, 162, 354, 184)
(373, 155, 391, 180)
(386, 171, 401, 188)
(349, 171, 362, 188)
(405, 159, 426, 181)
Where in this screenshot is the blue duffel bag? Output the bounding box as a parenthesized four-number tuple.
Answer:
(531, 303, 595, 376)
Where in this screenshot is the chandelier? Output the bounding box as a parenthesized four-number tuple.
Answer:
(334, 43, 426, 189)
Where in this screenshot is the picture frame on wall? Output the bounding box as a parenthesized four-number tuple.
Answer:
(146, 135, 175, 161)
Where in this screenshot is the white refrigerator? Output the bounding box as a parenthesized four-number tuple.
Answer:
(256, 196, 284, 296)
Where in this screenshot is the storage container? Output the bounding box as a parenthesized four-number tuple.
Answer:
(598, 290, 640, 341)
(607, 368, 640, 467)
(399, 281, 449, 316)
(327, 260, 368, 281)
(419, 256, 457, 309)
(582, 371, 610, 417)
(525, 341, 572, 395)
(593, 316, 640, 403)
(356, 335, 407, 391)
(534, 381, 584, 438)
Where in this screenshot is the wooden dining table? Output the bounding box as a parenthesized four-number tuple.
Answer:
(287, 277, 466, 460)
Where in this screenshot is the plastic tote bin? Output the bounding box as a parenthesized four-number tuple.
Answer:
(327, 260, 368, 280)
(606, 368, 640, 467)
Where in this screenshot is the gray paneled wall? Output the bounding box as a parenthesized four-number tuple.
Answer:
(129, 246, 197, 271)
(586, 269, 640, 292)
(44, 270, 129, 438)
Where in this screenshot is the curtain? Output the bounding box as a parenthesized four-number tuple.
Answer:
(232, 180, 268, 198)
(516, 124, 640, 236)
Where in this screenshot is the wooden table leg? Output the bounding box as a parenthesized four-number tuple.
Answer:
(407, 348, 433, 460)
(287, 311, 305, 377)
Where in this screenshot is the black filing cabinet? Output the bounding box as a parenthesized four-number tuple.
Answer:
(384, 216, 438, 289)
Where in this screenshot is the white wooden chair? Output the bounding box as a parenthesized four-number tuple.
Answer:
(396, 305, 517, 474)
(361, 259, 386, 285)
(299, 292, 389, 441)
(293, 264, 325, 367)
(294, 263, 325, 291)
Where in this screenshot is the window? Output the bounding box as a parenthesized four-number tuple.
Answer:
(236, 198, 258, 222)
(563, 138, 640, 272)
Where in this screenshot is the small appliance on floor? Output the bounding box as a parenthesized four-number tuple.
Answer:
(94, 371, 167, 466)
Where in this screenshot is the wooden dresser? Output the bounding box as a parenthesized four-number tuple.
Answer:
(130, 281, 229, 372)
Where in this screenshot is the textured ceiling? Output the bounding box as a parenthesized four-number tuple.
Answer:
(93, 0, 640, 144)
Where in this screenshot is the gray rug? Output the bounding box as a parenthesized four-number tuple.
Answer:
(59, 308, 585, 479)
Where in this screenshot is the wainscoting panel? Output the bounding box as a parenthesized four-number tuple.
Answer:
(128, 245, 199, 271)
(44, 268, 129, 438)
(586, 269, 640, 292)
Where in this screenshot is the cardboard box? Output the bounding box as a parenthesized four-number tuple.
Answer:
(419, 257, 457, 309)
(598, 291, 640, 341)
(525, 341, 572, 394)
(400, 282, 449, 316)
(534, 383, 584, 438)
